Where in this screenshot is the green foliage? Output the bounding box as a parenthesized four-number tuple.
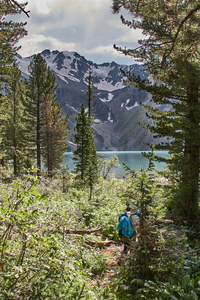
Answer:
(72, 103, 99, 194)
(1, 64, 29, 175)
(0, 168, 200, 299)
(111, 151, 200, 299)
(0, 1, 27, 83)
(165, 275, 200, 300)
(0, 174, 105, 299)
(112, 0, 200, 223)
(22, 54, 69, 177)
(0, 1, 27, 174)
(99, 155, 120, 179)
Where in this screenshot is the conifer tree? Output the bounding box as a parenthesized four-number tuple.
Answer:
(72, 103, 99, 193)
(112, 0, 200, 222)
(87, 120, 99, 200)
(85, 67, 95, 118)
(85, 68, 99, 197)
(27, 55, 69, 176)
(41, 94, 69, 177)
(0, 0, 27, 83)
(73, 69, 99, 193)
(0, 0, 27, 166)
(1, 64, 27, 175)
(41, 67, 70, 176)
(27, 54, 48, 175)
(72, 103, 91, 181)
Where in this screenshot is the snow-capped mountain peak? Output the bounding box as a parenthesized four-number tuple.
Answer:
(17, 49, 156, 151)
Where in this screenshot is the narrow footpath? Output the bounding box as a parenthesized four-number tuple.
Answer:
(98, 243, 123, 288)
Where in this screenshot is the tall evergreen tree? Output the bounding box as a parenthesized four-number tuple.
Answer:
(0, 0, 27, 83)
(41, 94, 69, 177)
(1, 64, 27, 175)
(27, 55, 69, 176)
(0, 0, 27, 166)
(87, 125, 99, 199)
(72, 103, 91, 181)
(73, 68, 99, 192)
(72, 103, 99, 193)
(112, 0, 200, 222)
(41, 67, 70, 176)
(27, 54, 48, 175)
(85, 67, 95, 118)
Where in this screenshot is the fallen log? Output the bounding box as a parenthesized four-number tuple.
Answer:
(60, 227, 102, 235)
(85, 238, 120, 248)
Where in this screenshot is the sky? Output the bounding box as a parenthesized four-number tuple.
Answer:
(17, 0, 143, 65)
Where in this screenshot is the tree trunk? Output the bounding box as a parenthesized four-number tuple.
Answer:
(188, 144, 199, 222)
(183, 80, 199, 223)
(37, 97, 41, 176)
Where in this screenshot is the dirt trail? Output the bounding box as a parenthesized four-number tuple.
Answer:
(99, 243, 123, 288)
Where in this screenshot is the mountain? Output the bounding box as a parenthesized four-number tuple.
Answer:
(16, 49, 160, 151)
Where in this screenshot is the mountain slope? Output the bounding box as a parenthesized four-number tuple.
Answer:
(16, 49, 159, 151)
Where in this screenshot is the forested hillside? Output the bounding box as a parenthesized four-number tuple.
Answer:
(1, 0, 200, 299)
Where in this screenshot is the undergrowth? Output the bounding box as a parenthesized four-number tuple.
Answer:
(0, 166, 200, 299)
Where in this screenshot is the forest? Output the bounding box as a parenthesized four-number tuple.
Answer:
(1, 0, 200, 299)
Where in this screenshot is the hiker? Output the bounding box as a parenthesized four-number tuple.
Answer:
(130, 208, 141, 241)
(117, 205, 134, 254)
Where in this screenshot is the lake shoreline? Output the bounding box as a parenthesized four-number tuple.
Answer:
(63, 151, 169, 178)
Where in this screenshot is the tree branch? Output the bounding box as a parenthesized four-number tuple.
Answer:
(163, 4, 200, 61)
(9, 0, 30, 17)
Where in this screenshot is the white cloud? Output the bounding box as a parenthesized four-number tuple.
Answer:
(17, 0, 143, 64)
(18, 34, 77, 56)
(28, 0, 55, 15)
(116, 29, 143, 43)
(87, 45, 116, 55)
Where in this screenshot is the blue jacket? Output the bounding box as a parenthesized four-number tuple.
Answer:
(117, 215, 133, 238)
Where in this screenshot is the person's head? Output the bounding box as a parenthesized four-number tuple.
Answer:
(125, 203, 131, 212)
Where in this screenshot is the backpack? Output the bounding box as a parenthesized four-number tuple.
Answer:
(134, 209, 142, 216)
(117, 214, 133, 238)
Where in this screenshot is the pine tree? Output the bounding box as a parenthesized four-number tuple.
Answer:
(72, 103, 91, 181)
(72, 103, 99, 193)
(0, 0, 27, 83)
(85, 68, 99, 197)
(85, 67, 95, 118)
(27, 54, 48, 175)
(41, 94, 69, 177)
(112, 0, 200, 222)
(87, 119, 99, 200)
(20, 79, 37, 166)
(27, 56, 69, 176)
(72, 69, 99, 193)
(0, 0, 27, 167)
(1, 64, 27, 175)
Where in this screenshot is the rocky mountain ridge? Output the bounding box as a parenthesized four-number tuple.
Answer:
(16, 49, 158, 151)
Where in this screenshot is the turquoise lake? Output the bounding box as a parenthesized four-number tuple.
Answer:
(63, 151, 169, 178)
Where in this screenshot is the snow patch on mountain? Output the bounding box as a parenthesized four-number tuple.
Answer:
(107, 112, 113, 123)
(94, 119, 102, 123)
(126, 101, 139, 110)
(64, 104, 79, 113)
(120, 99, 140, 110)
(100, 93, 113, 102)
(97, 80, 124, 91)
